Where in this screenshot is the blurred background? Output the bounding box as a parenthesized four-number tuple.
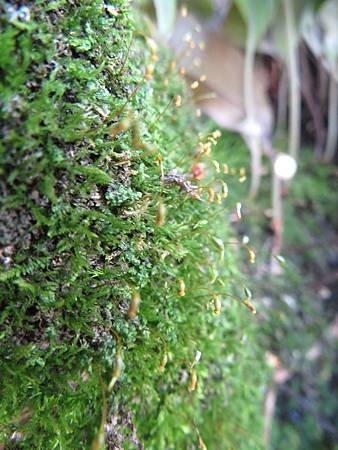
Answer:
(142, 0, 338, 448)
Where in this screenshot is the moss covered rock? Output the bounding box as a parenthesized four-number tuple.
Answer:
(0, 1, 266, 449)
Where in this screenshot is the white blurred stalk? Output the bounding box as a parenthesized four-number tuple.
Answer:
(276, 68, 288, 135)
(270, 172, 283, 274)
(243, 23, 262, 197)
(323, 67, 338, 162)
(271, 154, 297, 272)
(243, 24, 256, 120)
(283, 0, 301, 160)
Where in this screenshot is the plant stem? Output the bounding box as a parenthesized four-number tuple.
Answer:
(283, 0, 301, 160)
(271, 171, 283, 273)
(248, 136, 262, 198)
(276, 67, 288, 136)
(243, 24, 262, 196)
(243, 25, 256, 120)
(323, 67, 338, 162)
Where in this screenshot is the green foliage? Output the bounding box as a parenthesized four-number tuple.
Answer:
(213, 132, 338, 450)
(0, 2, 267, 449)
(235, 0, 277, 45)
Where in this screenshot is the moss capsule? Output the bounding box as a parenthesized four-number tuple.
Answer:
(243, 299, 257, 315)
(108, 117, 131, 137)
(127, 291, 141, 319)
(156, 203, 166, 226)
(213, 296, 221, 315)
(212, 130, 221, 139)
(247, 248, 256, 264)
(223, 163, 229, 174)
(144, 64, 154, 81)
(159, 352, 168, 373)
(236, 202, 242, 220)
(178, 279, 186, 297)
(207, 188, 215, 203)
(188, 369, 197, 392)
(212, 160, 220, 173)
(221, 181, 228, 198)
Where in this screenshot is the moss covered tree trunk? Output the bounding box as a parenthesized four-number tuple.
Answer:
(0, 2, 266, 449)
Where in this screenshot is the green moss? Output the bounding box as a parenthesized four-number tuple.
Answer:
(0, 2, 266, 449)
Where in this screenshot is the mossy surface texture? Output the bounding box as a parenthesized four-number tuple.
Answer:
(0, 1, 266, 449)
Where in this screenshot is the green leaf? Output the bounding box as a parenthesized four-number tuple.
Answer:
(270, 0, 309, 58)
(14, 278, 37, 294)
(275, 255, 286, 265)
(211, 237, 225, 261)
(0, 269, 17, 282)
(69, 165, 112, 185)
(235, 0, 277, 45)
(243, 286, 252, 299)
(39, 173, 57, 203)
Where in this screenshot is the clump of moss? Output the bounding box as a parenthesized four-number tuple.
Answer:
(0, 1, 266, 449)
